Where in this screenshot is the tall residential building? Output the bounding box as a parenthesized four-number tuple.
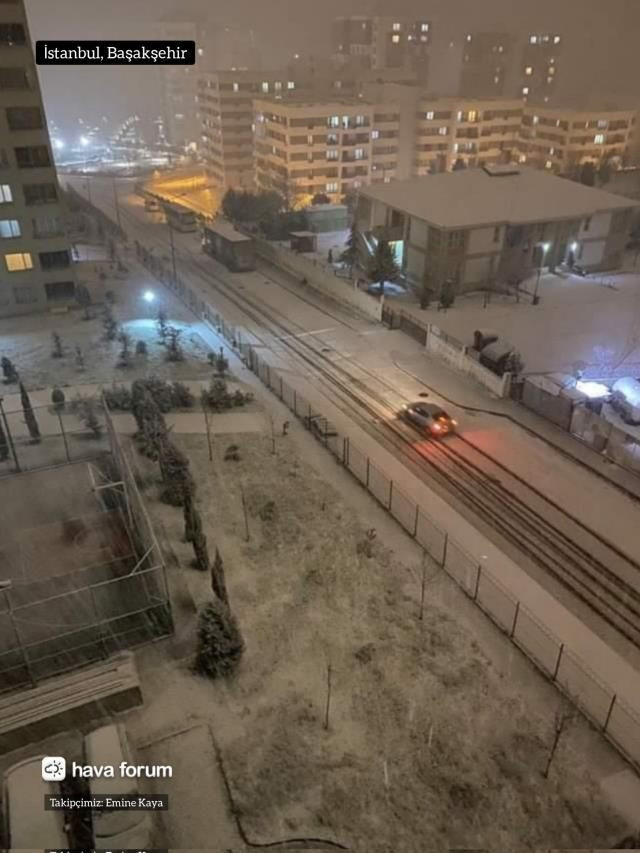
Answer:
(414, 97, 522, 175)
(0, 0, 74, 317)
(517, 105, 637, 175)
(519, 33, 562, 105)
(198, 71, 305, 189)
(459, 33, 515, 98)
(332, 16, 432, 82)
(254, 99, 401, 205)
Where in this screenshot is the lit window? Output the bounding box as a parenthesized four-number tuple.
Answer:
(545, 160, 552, 169)
(525, 66, 533, 75)
(5, 251, 32, 271)
(371, 129, 379, 139)
(0, 184, 12, 203)
(519, 154, 527, 163)
(549, 57, 555, 64)
(554, 35, 561, 44)
(594, 134, 604, 144)
(383, 176, 391, 183)
(391, 34, 400, 43)
(530, 36, 537, 44)
(274, 81, 282, 91)
(425, 111, 434, 120)
(354, 147, 364, 160)
(548, 66, 555, 75)
(287, 81, 295, 89)
(549, 147, 555, 155)
(522, 87, 529, 96)
(468, 110, 477, 122)
(438, 126, 448, 135)
(421, 23, 429, 32)
(453, 143, 459, 153)
(261, 82, 269, 93)
(546, 76, 553, 84)
(326, 182, 338, 193)
(328, 115, 339, 128)
(355, 115, 365, 126)
(392, 22, 401, 31)
(498, 45, 504, 53)
(0, 218, 20, 237)
(493, 75, 500, 84)
(532, 115, 539, 125)
(198, 48, 203, 57)
(456, 111, 462, 121)
(327, 149, 338, 160)
(232, 82, 239, 92)
(466, 34, 472, 42)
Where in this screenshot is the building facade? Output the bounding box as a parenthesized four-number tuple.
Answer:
(355, 166, 637, 296)
(518, 106, 636, 175)
(519, 33, 562, 104)
(0, 0, 74, 317)
(254, 99, 401, 205)
(459, 33, 515, 98)
(332, 16, 432, 81)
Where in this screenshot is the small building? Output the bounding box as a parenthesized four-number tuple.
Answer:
(202, 219, 256, 272)
(355, 165, 639, 296)
(305, 204, 349, 233)
(289, 231, 317, 253)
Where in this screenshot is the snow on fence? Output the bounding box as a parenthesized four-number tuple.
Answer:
(135, 235, 640, 776)
(256, 238, 383, 323)
(425, 324, 512, 398)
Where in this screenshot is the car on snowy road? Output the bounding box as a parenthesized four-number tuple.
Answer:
(400, 401, 457, 437)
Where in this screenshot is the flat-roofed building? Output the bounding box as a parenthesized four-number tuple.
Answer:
(0, 0, 75, 316)
(355, 165, 638, 296)
(518, 105, 637, 176)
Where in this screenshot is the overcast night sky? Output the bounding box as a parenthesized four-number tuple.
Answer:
(23, 0, 640, 136)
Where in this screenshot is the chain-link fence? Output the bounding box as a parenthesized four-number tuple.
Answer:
(135, 229, 640, 775)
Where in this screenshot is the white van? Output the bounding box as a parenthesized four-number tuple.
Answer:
(84, 723, 151, 849)
(2, 756, 69, 852)
(611, 377, 640, 424)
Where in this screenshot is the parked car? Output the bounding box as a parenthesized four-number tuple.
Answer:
(610, 377, 640, 425)
(400, 401, 457, 436)
(84, 724, 151, 850)
(2, 757, 69, 850)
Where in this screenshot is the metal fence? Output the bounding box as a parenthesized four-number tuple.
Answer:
(134, 227, 640, 775)
(0, 404, 173, 692)
(0, 395, 110, 478)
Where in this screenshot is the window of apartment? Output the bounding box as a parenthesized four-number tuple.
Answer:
(391, 34, 400, 43)
(519, 154, 527, 163)
(468, 110, 477, 123)
(554, 35, 561, 44)
(438, 126, 448, 136)
(39, 249, 70, 270)
(545, 160, 553, 169)
(13, 285, 37, 304)
(0, 66, 30, 89)
(6, 106, 43, 131)
(327, 149, 338, 160)
(23, 183, 57, 205)
(0, 218, 20, 238)
(232, 82, 239, 92)
(548, 66, 555, 75)
(274, 81, 282, 91)
(327, 132, 338, 144)
(425, 111, 434, 120)
(0, 183, 12, 203)
(456, 111, 463, 121)
(328, 115, 340, 128)
(261, 82, 269, 93)
(326, 181, 338, 193)
(525, 66, 533, 76)
(532, 115, 539, 125)
(530, 36, 537, 44)
(341, 116, 350, 129)
(45, 280, 75, 302)
(32, 214, 63, 237)
(594, 134, 605, 144)
(392, 22, 401, 31)
(597, 119, 607, 129)
(493, 75, 500, 84)
(354, 147, 364, 160)
(466, 34, 472, 42)
(546, 76, 553, 84)
(355, 115, 366, 126)
(0, 23, 26, 46)
(5, 251, 33, 271)
(421, 23, 429, 32)
(14, 145, 51, 168)
(493, 226, 501, 243)
(287, 81, 295, 89)
(522, 87, 529, 96)
(371, 130, 380, 140)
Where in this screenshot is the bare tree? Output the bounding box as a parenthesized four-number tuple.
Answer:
(543, 704, 577, 779)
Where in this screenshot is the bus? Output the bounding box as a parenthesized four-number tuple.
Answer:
(163, 201, 198, 233)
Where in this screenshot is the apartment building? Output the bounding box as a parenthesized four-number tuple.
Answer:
(459, 33, 515, 98)
(332, 16, 432, 81)
(254, 99, 401, 205)
(518, 105, 636, 175)
(0, 0, 74, 317)
(519, 33, 562, 104)
(414, 96, 522, 174)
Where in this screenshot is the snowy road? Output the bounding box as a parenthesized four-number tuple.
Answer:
(71, 176, 640, 663)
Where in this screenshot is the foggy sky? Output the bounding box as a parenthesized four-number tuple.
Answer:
(25, 0, 640, 136)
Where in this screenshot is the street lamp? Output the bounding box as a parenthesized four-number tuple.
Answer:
(533, 241, 551, 304)
(143, 290, 155, 303)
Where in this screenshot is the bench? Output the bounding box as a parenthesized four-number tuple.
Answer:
(0, 652, 142, 753)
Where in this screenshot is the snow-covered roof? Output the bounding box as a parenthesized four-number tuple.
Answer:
(360, 166, 639, 229)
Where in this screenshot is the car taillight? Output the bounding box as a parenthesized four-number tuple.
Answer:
(432, 423, 442, 432)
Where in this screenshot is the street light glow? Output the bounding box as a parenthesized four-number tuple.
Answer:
(79, 135, 90, 147)
(571, 241, 579, 252)
(542, 242, 551, 253)
(143, 290, 155, 303)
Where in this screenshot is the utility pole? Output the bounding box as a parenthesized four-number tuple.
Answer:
(167, 219, 177, 286)
(112, 177, 122, 231)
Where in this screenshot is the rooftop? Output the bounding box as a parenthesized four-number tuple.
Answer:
(360, 166, 639, 229)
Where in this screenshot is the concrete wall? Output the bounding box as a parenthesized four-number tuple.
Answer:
(256, 239, 383, 322)
(579, 211, 611, 240)
(409, 216, 429, 246)
(467, 225, 500, 254)
(426, 325, 511, 397)
(463, 254, 494, 285)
